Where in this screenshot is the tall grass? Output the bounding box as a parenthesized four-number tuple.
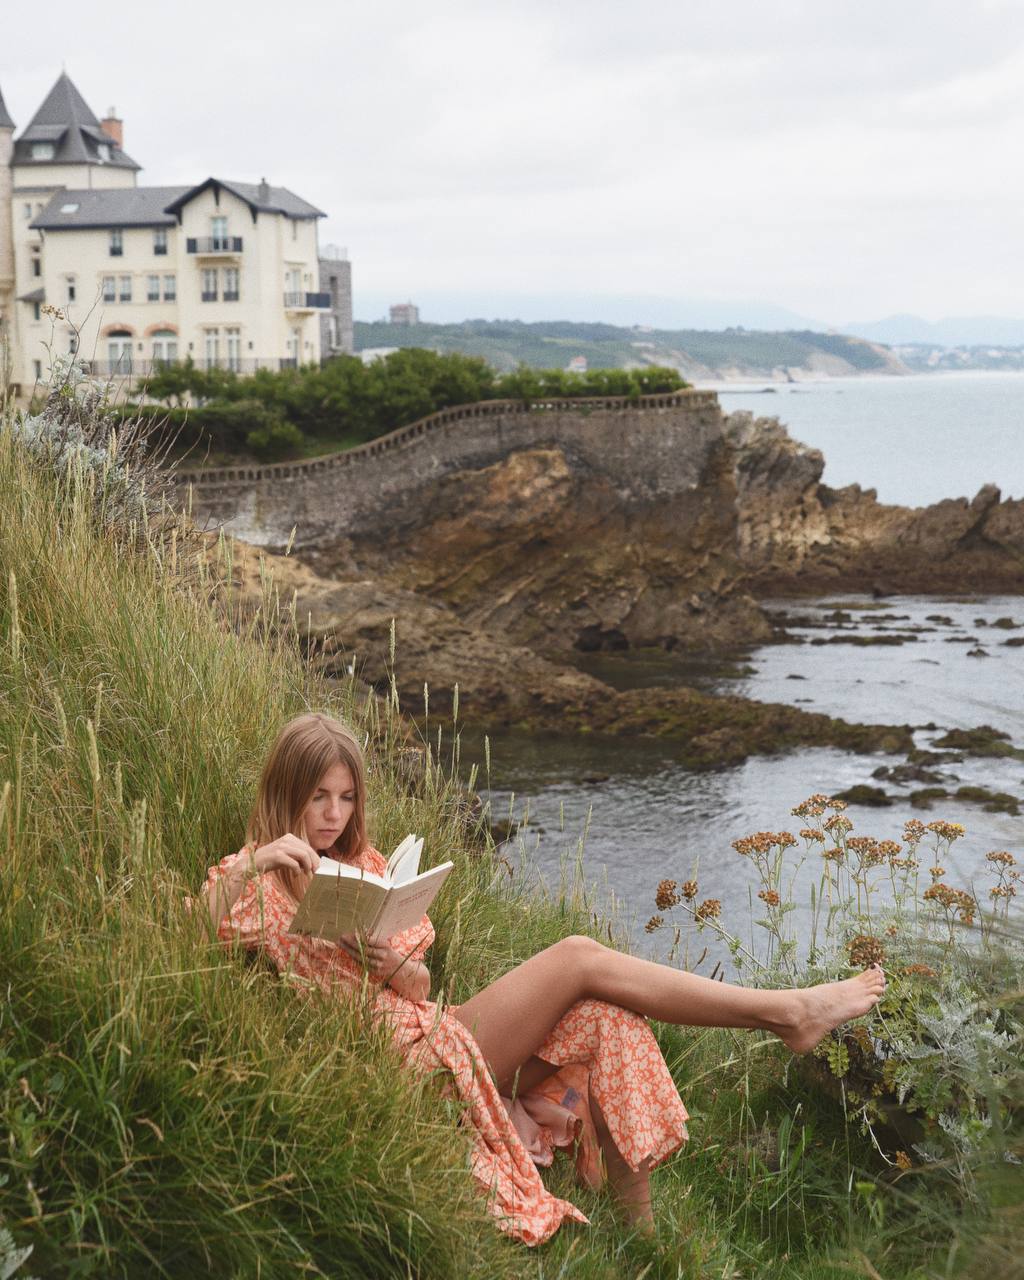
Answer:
(0, 386, 1013, 1278)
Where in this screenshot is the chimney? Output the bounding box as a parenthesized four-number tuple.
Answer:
(101, 106, 123, 149)
(257, 176, 270, 204)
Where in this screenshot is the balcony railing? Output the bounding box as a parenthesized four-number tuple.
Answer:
(82, 357, 306, 377)
(283, 291, 331, 310)
(186, 236, 243, 254)
(200, 291, 218, 302)
(223, 290, 240, 302)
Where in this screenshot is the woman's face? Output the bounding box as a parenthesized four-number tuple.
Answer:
(300, 760, 356, 852)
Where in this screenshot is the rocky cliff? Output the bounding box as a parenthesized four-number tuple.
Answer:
(725, 411, 1024, 594)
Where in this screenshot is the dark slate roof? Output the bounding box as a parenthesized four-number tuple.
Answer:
(32, 186, 191, 230)
(164, 177, 326, 221)
(0, 85, 14, 130)
(13, 72, 140, 170)
(18, 287, 45, 303)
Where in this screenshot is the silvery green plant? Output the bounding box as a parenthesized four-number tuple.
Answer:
(9, 354, 178, 544)
(648, 801, 1023, 1186)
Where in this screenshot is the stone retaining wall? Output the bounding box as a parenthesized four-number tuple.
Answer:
(174, 390, 724, 550)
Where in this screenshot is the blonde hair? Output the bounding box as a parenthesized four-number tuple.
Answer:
(246, 712, 368, 904)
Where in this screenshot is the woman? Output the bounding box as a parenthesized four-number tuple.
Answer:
(197, 712, 885, 1246)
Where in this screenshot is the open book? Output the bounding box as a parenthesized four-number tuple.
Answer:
(286, 834, 453, 943)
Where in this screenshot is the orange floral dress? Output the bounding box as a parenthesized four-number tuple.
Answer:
(197, 845, 690, 1246)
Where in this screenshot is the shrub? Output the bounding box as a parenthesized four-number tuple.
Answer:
(246, 419, 305, 461)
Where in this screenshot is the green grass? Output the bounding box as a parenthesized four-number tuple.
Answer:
(0, 393, 1013, 1277)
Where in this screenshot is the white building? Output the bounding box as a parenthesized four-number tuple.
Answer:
(0, 73, 352, 395)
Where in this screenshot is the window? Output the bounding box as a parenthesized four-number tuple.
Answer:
(66, 277, 76, 303)
(102, 276, 116, 302)
(69, 332, 78, 354)
(107, 333, 133, 373)
(109, 229, 123, 257)
(33, 360, 42, 380)
(31, 142, 55, 160)
(23, 203, 32, 220)
(118, 275, 132, 302)
(153, 229, 168, 256)
(98, 143, 111, 162)
(163, 274, 176, 302)
(210, 216, 228, 249)
(225, 327, 241, 371)
(201, 268, 217, 302)
(30, 249, 41, 278)
(146, 275, 160, 302)
(204, 328, 220, 369)
(151, 330, 178, 365)
(60, 202, 80, 214)
(33, 302, 41, 321)
(287, 326, 301, 362)
(291, 219, 297, 241)
(223, 267, 239, 301)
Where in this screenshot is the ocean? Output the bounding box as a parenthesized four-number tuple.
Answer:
(473, 372, 1024, 968)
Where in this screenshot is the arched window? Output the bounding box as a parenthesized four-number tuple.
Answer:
(107, 328, 133, 374)
(150, 329, 178, 366)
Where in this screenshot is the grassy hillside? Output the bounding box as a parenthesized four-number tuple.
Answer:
(353, 318, 899, 377)
(0, 380, 1018, 1278)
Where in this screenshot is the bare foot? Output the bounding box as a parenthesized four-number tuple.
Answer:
(776, 966, 886, 1054)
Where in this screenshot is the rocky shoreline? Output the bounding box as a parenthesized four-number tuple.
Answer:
(210, 398, 1023, 770)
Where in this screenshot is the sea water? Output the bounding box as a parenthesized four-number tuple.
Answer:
(474, 373, 1024, 967)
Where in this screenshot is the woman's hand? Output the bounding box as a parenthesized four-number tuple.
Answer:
(249, 833, 320, 876)
(338, 932, 431, 1002)
(337, 932, 402, 979)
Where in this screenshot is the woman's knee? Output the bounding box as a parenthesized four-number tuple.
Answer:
(553, 935, 606, 995)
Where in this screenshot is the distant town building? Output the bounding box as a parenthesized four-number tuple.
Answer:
(359, 346, 399, 365)
(0, 72, 354, 395)
(566, 355, 588, 374)
(389, 301, 420, 326)
(319, 244, 353, 359)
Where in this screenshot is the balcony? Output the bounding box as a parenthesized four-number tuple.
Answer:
(81, 357, 304, 377)
(283, 291, 331, 311)
(186, 236, 243, 256)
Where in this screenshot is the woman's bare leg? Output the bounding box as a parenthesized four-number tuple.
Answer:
(591, 1093, 654, 1231)
(449, 935, 884, 1092)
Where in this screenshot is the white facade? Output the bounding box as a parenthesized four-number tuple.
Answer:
(0, 74, 334, 394)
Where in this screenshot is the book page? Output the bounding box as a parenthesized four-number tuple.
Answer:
(288, 874, 389, 941)
(386, 835, 424, 885)
(370, 862, 453, 939)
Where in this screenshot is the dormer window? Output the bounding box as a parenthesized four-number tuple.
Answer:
(31, 143, 56, 160)
(97, 142, 111, 162)
(60, 202, 80, 214)
(210, 216, 228, 250)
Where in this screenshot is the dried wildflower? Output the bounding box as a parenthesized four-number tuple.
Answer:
(792, 793, 831, 819)
(800, 827, 825, 842)
(990, 884, 1017, 900)
(848, 933, 886, 967)
(758, 889, 781, 907)
(848, 836, 886, 868)
(695, 898, 722, 923)
(923, 883, 976, 924)
(824, 814, 853, 834)
(645, 915, 664, 933)
(894, 1150, 912, 1170)
(901, 963, 937, 979)
(926, 821, 966, 842)
(903, 819, 926, 846)
(40, 302, 67, 321)
(681, 879, 698, 901)
(821, 845, 845, 864)
(986, 851, 1016, 868)
(775, 831, 798, 849)
(827, 798, 849, 812)
(891, 857, 919, 871)
(879, 840, 902, 859)
(885, 925, 899, 938)
(929, 865, 947, 879)
(655, 879, 680, 910)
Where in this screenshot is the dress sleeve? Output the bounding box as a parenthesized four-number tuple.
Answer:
(193, 846, 293, 951)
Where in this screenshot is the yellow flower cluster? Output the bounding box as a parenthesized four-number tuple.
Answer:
(903, 819, 927, 845)
(926, 821, 966, 842)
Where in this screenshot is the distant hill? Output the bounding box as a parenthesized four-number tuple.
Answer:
(353, 319, 904, 381)
(845, 313, 1024, 347)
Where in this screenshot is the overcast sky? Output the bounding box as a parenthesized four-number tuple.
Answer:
(4, 0, 1024, 327)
